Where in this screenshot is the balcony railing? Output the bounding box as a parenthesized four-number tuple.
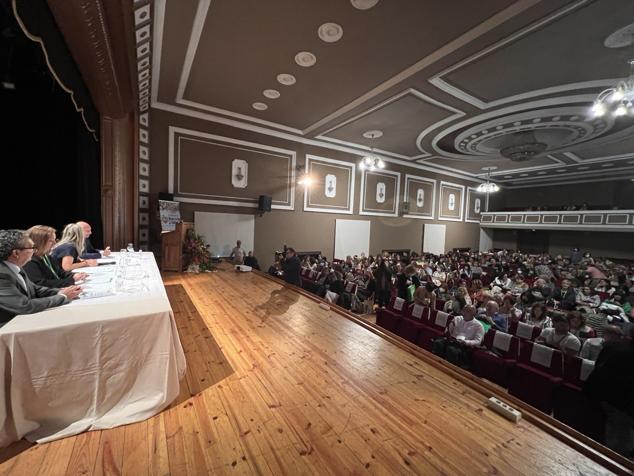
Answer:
(480, 210, 634, 232)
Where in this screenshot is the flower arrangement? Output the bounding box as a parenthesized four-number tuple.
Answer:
(183, 229, 215, 273)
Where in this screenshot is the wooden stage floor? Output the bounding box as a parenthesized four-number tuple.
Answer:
(0, 265, 621, 475)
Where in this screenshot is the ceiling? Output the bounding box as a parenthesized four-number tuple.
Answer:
(151, 0, 634, 188)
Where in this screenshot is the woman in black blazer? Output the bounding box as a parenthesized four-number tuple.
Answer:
(23, 225, 87, 287)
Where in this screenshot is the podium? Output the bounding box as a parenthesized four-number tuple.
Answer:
(161, 221, 193, 271)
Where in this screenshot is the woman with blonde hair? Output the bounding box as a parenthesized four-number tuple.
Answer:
(51, 223, 98, 272)
(23, 225, 87, 286)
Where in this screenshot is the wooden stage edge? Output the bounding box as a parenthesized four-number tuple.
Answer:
(256, 270, 634, 475)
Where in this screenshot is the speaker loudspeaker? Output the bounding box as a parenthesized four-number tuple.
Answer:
(158, 192, 174, 201)
(258, 195, 272, 212)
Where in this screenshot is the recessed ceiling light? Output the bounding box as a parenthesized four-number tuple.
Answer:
(318, 23, 343, 43)
(556, 169, 566, 172)
(295, 51, 317, 67)
(351, 0, 379, 10)
(503, 175, 513, 179)
(519, 173, 529, 177)
(363, 129, 383, 138)
(276, 73, 296, 86)
(513, 121, 522, 126)
(600, 163, 614, 167)
(537, 171, 547, 175)
(578, 166, 590, 170)
(532, 118, 542, 123)
(263, 89, 280, 99)
(552, 116, 561, 121)
(569, 115, 579, 121)
(252, 102, 268, 111)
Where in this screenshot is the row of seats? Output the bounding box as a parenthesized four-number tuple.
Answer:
(376, 298, 603, 441)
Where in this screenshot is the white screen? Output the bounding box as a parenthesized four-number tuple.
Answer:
(194, 212, 255, 257)
(423, 224, 446, 255)
(334, 219, 370, 260)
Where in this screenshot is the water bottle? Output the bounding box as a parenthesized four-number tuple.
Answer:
(126, 243, 134, 252)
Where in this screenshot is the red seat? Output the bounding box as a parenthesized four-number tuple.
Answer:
(415, 310, 451, 351)
(508, 321, 541, 341)
(395, 304, 431, 343)
(471, 330, 520, 388)
(508, 342, 563, 413)
(435, 299, 446, 311)
(553, 356, 603, 441)
(376, 297, 407, 333)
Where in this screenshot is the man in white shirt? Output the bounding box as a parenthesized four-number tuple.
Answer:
(229, 240, 245, 264)
(0, 229, 81, 326)
(448, 304, 485, 347)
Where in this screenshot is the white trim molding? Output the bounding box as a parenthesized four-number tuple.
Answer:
(438, 181, 465, 222)
(303, 154, 355, 215)
(402, 174, 437, 220)
(359, 169, 401, 217)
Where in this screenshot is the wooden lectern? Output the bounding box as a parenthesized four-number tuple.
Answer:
(161, 221, 194, 271)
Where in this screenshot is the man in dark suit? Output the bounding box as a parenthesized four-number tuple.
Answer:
(0, 230, 81, 326)
(551, 279, 577, 310)
(281, 247, 301, 287)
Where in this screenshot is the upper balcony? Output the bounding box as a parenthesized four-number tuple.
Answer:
(480, 210, 634, 232)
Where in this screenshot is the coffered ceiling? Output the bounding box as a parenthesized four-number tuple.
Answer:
(151, 0, 634, 188)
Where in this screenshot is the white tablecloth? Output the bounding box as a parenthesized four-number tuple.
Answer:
(0, 252, 186, 447)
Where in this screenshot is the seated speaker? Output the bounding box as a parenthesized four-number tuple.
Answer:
(258, 195, 272, 213)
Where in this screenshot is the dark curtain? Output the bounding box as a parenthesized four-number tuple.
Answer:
(0, 0, 103, 246)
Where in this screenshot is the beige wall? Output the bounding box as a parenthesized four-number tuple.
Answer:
(149, 109, 481, 266)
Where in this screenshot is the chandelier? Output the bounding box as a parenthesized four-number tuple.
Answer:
(359, 131, 385, 171)
(500, 130, 547, 162)
(477, 166, 499, 193)
(592, 59, 634, 117)
(359, 153, 385, 171)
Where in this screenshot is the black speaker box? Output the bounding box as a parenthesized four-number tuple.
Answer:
(258, 195, 272, 212)
(158, 192, 174, 201)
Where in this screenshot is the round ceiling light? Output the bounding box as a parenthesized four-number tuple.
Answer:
(351, 0, 379, 10)
(503, 175, 513, 179)
(263, 89, 280, 99)
(318, 23, 343, 43)
(295, 51, 317, 67)
(276, 73, 296, 86)
(362, 129, 383, 138)
(252, 102, 268, 111)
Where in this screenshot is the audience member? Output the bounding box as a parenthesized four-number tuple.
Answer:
(478, 300, 508, 332)
(243, 251, 260, 270)
(568, 310, 595, 341)
(281, 247, 301, 286)
(525, 302, 552, 329)
(536, 313, 581, 356)
(23, 225, 87, 287)
(433, 305, 483, 368)
(584, 325, 634, 458)
(551, 279, 577, 310)
(580, 325, 623, 361)
(0, 229, 81, 326)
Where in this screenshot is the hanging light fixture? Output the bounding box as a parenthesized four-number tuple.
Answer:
(359, 131, 385, 171)
(591, 59, 634, 117)
(477, 166, 500, 193)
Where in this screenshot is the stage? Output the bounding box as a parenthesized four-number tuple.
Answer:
(0, 263, 625, 475)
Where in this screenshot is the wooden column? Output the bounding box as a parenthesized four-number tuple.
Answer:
(46, 0, 138, 249)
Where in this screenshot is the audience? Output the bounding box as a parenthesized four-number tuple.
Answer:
(281, 247, 301, 286)
(243, 251, 260, 270)
(0, 229, 81, 326)
(535, 313, 581, 356)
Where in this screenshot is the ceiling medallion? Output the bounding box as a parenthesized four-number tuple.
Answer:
(276, 73, 296, 86)
(252, 102, 268, 111)
(263, 89, 280, 99)
(604, 23, 634, 48)
(351, 0, 379, 10)
(318, 23, 343, 43)
(295, 51, 317, 67)
(499, 130, 547, 162)
(362, 129, 383, 138)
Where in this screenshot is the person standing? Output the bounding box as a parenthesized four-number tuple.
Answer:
(281, 247, 301, 287)
(0, 229, 81, 326)
(229, 240, 245, 264)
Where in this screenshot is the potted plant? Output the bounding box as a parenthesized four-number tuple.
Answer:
(183, 229, 215, 273)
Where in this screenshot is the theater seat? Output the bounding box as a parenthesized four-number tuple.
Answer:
(509, 321, 541, 341)
(553, 357, 603, 441)
(508, 342, 563, 413)
(376, 297, 407, 333)
(415, 310, 451, 352)
(471, 330, 519, 388)
(394, 304, 430, 344)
